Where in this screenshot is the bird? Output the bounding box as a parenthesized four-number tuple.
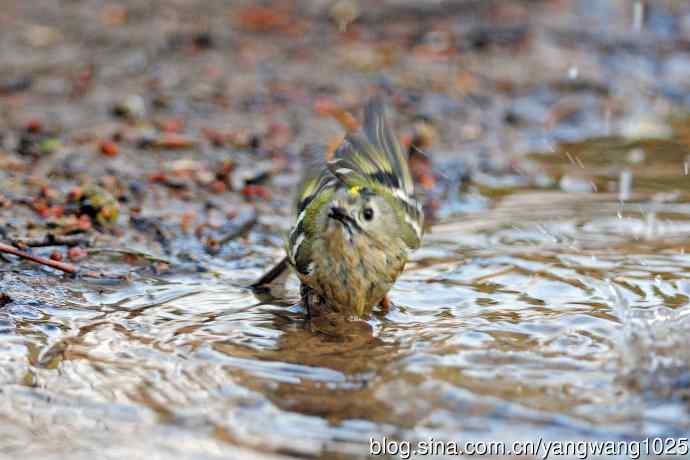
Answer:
(254, 97, 424, 318)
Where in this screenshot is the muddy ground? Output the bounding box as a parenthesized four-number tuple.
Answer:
(2, 0, 689, 277)
(2, 1, 690, 458)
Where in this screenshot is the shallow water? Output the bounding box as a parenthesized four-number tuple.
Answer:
(2, 137, 690, 459)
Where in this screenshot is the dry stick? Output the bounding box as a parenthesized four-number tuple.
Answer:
(86, 248, 172, 265)
(11, 234, 93, 248)
(216, 209, 258, 246)
(0, 242, 78, 275)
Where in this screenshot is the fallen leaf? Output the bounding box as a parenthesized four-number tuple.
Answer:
(99, 140, 119, 157)
(152, 134, 197, 149)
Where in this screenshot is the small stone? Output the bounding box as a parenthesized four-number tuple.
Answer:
(25, 119, 42, 133)
(112, 94, 145, 119)
(210, 180, 227, 194)
(68, 246, 88, 261)
(0, 293, 12, 307)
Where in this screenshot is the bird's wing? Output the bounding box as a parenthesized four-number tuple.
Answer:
(286, 161, 338, 275)
(327, 97, 423, 249)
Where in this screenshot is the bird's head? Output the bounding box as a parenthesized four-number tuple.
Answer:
(319, 185, 401, 249)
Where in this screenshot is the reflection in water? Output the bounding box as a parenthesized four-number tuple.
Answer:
(2, 138, 690, 458)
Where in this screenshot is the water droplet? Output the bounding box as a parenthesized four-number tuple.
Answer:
(619, 169, 632, 202)
(568, 66, 578, 80)
(633, 1, 644, 32)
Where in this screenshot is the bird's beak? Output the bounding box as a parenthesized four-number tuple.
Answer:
(328, 206, 359, 234)
(328, 206, 349, 223)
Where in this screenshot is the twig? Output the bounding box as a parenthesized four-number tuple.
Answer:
(216, 208, 258, 246)
(250, 256, 289, 289)
(86, 248, 172, 265)
(0, 76, 32, 95)
(11, 233, 93, 248)
(0, 242, 79, 275)
(204, 208, 258, 255)
(130, 216, 172, 254)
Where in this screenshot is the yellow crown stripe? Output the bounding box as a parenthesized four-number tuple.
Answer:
(348, 185, 362, 196)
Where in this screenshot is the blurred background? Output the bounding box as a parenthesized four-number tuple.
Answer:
(3, 0, 690, 154)
(2, 1, 690, 459)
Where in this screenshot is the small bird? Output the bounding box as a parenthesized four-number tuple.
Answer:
(255, 97, 424, 318)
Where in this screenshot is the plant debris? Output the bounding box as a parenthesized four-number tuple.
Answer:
(0, 292, 12, 307)
(0, 242, 79, 275)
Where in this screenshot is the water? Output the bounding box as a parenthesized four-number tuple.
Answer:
(2, 137, 690, 459)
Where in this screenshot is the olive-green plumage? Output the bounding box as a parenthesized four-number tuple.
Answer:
(262, 97, 424, 318)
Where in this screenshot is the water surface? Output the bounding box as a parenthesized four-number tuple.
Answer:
(2, 137, 690, 459)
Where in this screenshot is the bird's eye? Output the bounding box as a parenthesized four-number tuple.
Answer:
(363, 207, 374, 221)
